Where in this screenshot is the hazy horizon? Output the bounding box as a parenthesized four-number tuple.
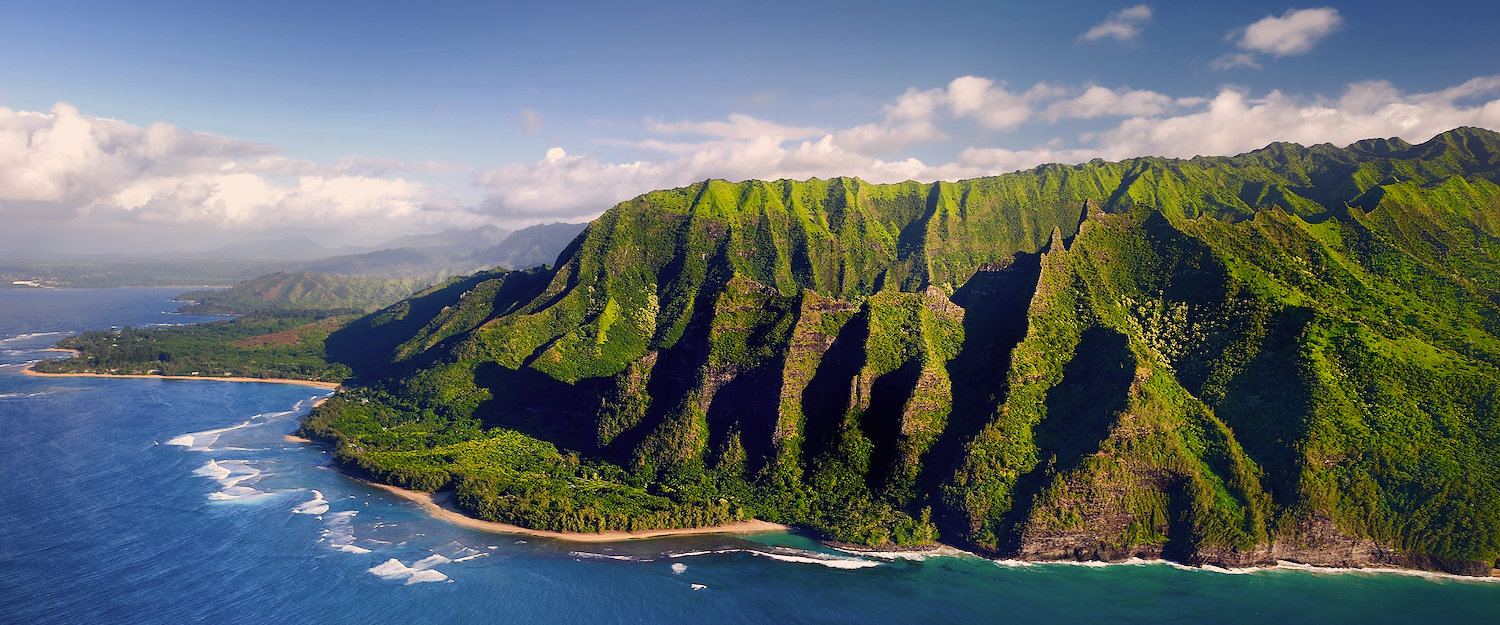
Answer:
(3, 1, 1499, 255)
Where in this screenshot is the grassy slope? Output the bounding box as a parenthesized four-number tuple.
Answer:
(176, 271, 428, 315)
(300, 128, 1500, 573)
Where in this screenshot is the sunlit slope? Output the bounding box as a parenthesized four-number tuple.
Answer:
(305, 127, 1500, 574)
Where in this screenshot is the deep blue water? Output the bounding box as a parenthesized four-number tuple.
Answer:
(0, 288, 1495, 624)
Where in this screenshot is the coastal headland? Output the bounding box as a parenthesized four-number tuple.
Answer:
(21, 363, 341, 390)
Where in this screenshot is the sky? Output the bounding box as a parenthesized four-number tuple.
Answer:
(2, 0, 1499, 255)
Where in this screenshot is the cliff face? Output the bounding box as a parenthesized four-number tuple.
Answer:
(309, 127, 1500, 575)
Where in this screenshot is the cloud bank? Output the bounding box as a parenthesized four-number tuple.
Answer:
(477, 75, 1500, 222)
(5, 72, 1499, 253)
(0, 103, 485, 250)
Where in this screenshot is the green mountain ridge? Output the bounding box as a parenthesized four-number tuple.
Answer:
(176, 272, 430, 315)
(300, 127, 1500, 575)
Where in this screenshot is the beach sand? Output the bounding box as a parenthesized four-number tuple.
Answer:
(360, 479, 788, 543)
(21, 364, 341, 390)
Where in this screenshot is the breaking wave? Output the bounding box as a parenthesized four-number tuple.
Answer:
(665, 547, 880, 570)
(368, 556, 450, 585)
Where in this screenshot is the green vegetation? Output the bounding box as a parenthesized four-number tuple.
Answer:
(176, 271, 427, 315)
(34, 312, 351, 383)
(53, 128, 1500, 574)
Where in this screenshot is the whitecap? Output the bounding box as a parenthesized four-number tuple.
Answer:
(668, 548, 878, 570)
(412, 554, 452, 569)
(293, 490, 329, 515)
(831, 544, 974, 562)
(0, 391, 55, 399)
(745, 549, 880, 569)
(333, 544, 373, 554)
(164, 435, 195, 447)
(431, 541, 487, 563)
(370, 558, 416, 579)
(690, 584, 707, 590)
(0, 331, 65, 345)
(368, 557, 450, 584)
(671, 562, 687, 574)
(203, 460, 269, 501)
(405, 570, 449, 585)
(570, 551, 640, 562)
(193, 460, 232, 481)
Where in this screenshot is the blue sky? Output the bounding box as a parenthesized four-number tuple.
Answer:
(2, 0, 1499, 254)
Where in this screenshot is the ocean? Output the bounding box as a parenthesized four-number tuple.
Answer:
(0, 287, 1493, 624)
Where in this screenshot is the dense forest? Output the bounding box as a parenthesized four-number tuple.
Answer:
(34, 312, 351, 383)
(52, 128, 1500, 575)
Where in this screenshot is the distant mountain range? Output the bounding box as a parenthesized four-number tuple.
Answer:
(299, 222, 586, 279)
(0, 222, 587, 289)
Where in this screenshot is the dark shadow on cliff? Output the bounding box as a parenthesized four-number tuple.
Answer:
(799, 309, 871, 469)
(705, 363, 784, 475)
(999, 325, 1135, 552)
(860, 358, 924, 496)
(598, 235, 737, 467)
(325, 269, 551, 381)
(470, 361, 609, 454)
(1211, 307, 1316, 509)
(924, 252, 1042, 533)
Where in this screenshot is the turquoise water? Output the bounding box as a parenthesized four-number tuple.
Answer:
(0, 288, 1494, 624)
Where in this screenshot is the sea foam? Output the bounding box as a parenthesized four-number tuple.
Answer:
(202, 460, 269, 501)
(293, 490, 329, 515)
(192, 460, 232, 481)
(368, 557, 450, 585)
(666, 547, 880, 570)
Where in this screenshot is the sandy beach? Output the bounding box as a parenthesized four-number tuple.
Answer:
(21, 364, 341, 390)
(359, 479, 788, 542)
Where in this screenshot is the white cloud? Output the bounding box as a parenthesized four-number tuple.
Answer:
(1044, 86, 1178, 122)
(833, 120, 947, 155)
(473, 75, 1500, 224)
(0, 102, 473, 238)
(1236, 7, 1342, 56)
(942, 77, 1064, 130)
(1088, 77, 1500, 160)
(11, 72, 1500, 252)
(646, 113, 824, 141)
(1080, 4, 1153, 43)
(1211, 53, 1262, 71)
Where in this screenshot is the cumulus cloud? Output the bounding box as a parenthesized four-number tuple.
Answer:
(11, 72, 1500, 251)
(1043, 86, 1180, 122)
(473, 75, 1500, 223)
(475, 133, 937, 222)
(1080, 5, 1152, 43)
(1088, 76, 1500, 160)
(1235, 7, 1342, 56)
(891, 77, 1065, 131)
(0, 102, 473, 239)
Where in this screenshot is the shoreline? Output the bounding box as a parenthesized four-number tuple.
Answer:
(347, 473, 1499, 580)
(357, 478, 789, 543)
(295, 443, 1496, 578)
(21, 364, 341, 390)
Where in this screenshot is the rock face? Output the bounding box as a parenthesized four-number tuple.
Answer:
(313, 128, 1500, 576)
